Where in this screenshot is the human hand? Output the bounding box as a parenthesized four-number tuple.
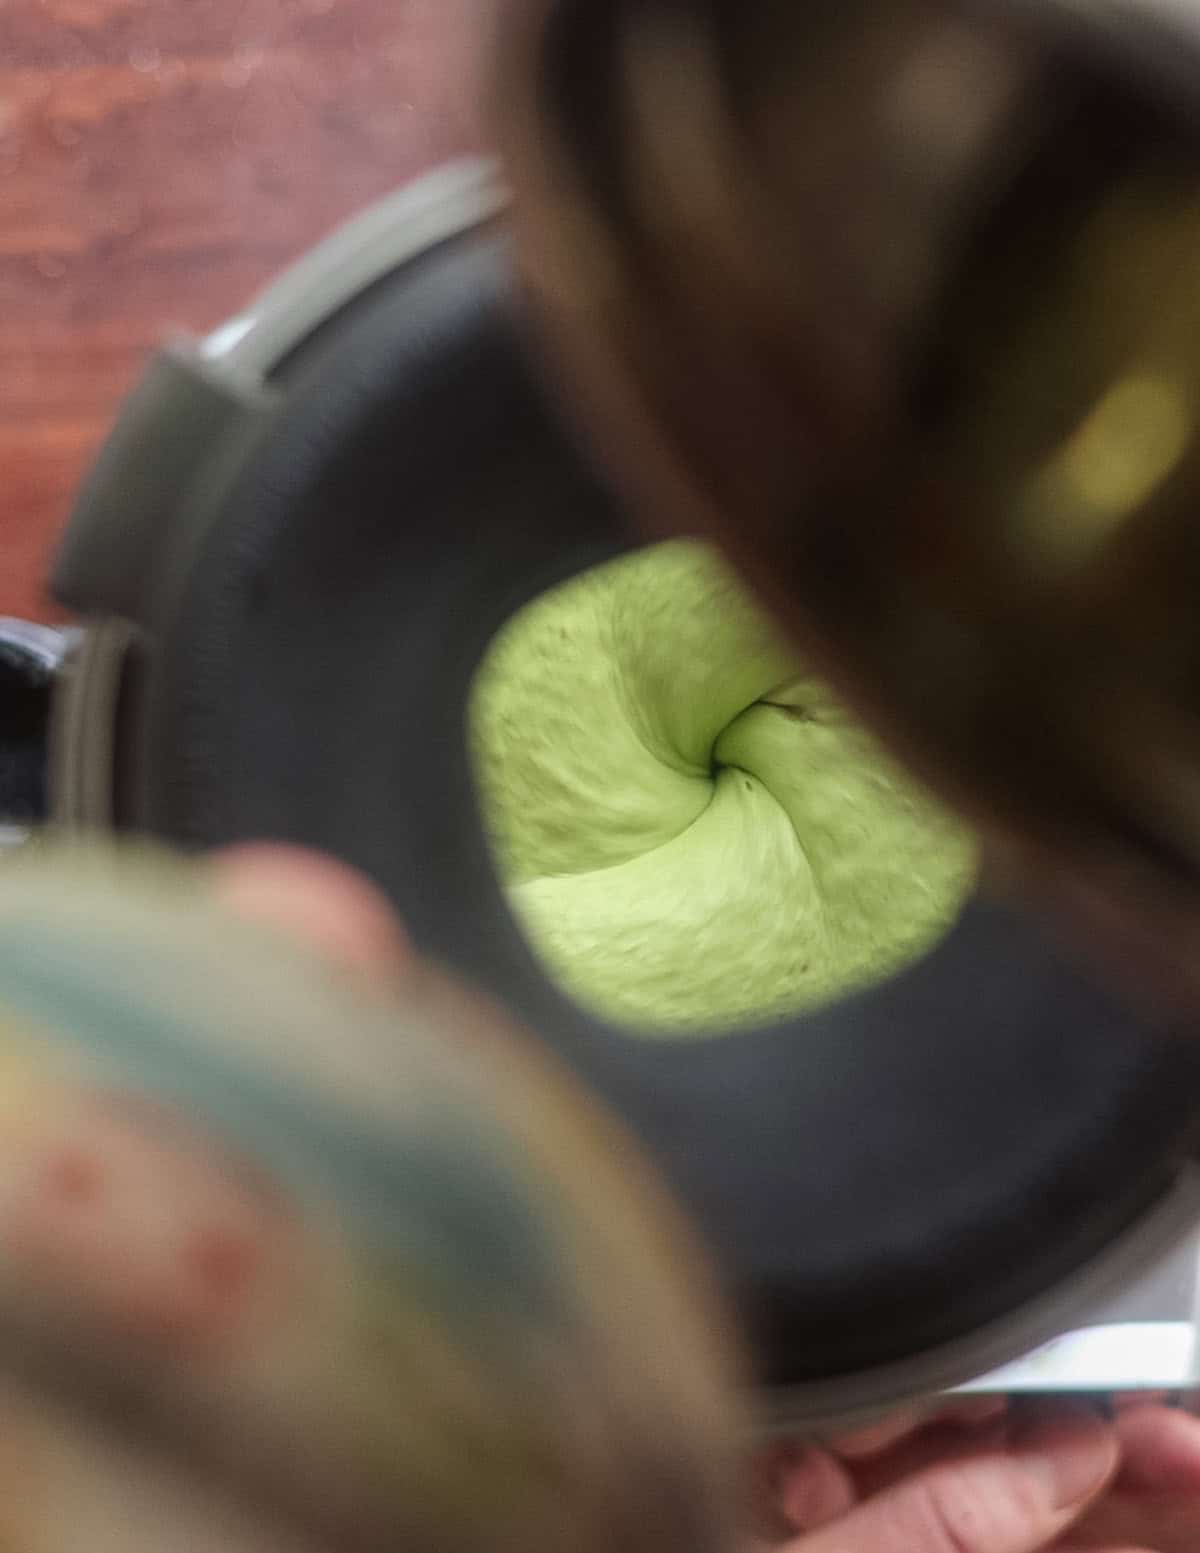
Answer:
(759, 1397, 1200, 1552)
(1062, 1400, 1200, 1550)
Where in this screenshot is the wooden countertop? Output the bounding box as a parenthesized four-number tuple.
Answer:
(1, 0, 489, 620)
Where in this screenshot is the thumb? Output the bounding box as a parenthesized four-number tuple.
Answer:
(782, 1413, 1119, 1553)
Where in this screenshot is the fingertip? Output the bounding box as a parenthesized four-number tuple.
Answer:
(1114, 1402, 1200, 1492)
(1011, 1409, 1120, 1511)
(774, 1445, 857, 1532)
(208, 844, 411, 979)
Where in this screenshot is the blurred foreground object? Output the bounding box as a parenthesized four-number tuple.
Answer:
(0, 843, 742, 1553)
(499, 0, 1200, 1006)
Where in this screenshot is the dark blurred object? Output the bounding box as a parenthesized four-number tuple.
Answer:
(0, 0, 490, 623)
(499, 0, 1200, 1009)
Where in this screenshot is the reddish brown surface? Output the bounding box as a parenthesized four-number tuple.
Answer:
(0, 0, 491, 621)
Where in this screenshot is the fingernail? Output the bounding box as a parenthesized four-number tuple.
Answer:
(1014, 1414, 1118, 1509)
(778, 1447, 856, 1531)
